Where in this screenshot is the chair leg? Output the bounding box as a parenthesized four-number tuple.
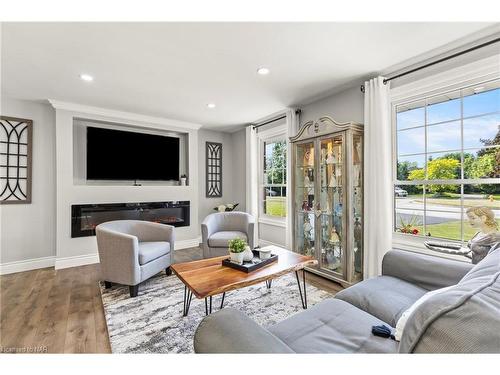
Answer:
(104, 281, 112, 289)
(165, 266, 172, 276)
(129, 285, 139, 297)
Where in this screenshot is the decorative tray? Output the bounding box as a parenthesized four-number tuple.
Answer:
(222, 250, 278, 273)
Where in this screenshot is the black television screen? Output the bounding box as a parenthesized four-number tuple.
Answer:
(86, 126, 180, 181)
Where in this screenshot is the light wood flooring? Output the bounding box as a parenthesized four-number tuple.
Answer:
(0, 247, 343, 353)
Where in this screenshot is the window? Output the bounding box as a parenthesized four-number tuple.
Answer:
(394, 79, 499, 242)
(261, 139, 287, 218)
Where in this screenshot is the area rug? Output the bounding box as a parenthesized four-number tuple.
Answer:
(99, 272, 333, 353)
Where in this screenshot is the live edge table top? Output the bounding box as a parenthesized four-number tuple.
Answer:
(171, 246, 317, 299)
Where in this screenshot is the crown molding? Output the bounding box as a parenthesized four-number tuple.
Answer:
(47, 100, 203, 130)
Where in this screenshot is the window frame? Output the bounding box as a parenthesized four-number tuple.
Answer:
(391, 61, 500, 254)
(257, 124, 288, 225)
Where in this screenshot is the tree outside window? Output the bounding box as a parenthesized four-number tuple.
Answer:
(263, 140, 287, 218)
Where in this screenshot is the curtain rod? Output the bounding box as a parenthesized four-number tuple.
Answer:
(250, 109, 301, 130)
(360, 37, 500, 93)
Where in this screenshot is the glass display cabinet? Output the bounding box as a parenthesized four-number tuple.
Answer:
(290, 116, 364, 286)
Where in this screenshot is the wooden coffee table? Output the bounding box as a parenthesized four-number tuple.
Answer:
(171, 246, 317, 316)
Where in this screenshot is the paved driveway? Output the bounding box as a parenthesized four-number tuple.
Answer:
(395, 197, 500, 225)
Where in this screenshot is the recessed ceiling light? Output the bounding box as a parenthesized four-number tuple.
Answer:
(473, 86, 485, 93)
(257, 67, 270, 75)
(207, 103, 216, 109)
(79, 73, 94, 82)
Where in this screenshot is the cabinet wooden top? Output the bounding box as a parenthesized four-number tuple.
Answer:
(290, 116, 363, 143)
(171, 246, 317, 298)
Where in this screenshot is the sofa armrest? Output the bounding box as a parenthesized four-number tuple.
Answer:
(382, 249, 473, 290)
(201, 214, 218, 239)
(201, 215, 217, 258)
(194, 308, 294, 353)
(95, 227, 141, 285)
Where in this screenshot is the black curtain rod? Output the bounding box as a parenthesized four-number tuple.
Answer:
(250, 109, 301, 129)
(360, 37, 500, 93)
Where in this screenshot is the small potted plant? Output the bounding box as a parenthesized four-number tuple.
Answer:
(228, 238, 247, 265)
(180, 174, 187, 186)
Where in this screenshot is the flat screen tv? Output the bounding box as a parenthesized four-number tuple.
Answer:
(86, 126, 180, 181)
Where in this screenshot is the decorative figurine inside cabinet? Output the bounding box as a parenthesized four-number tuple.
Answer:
(290, 116, 364, 286)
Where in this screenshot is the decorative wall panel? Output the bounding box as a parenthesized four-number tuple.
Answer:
(0, 116, 33, 204)
(206, 142, 222, 198)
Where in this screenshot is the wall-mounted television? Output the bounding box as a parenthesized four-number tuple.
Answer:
(86, 126, 180, 181)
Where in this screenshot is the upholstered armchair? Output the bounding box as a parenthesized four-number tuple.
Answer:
(96, 220, 175, 297)
(201, 212, 255, 258)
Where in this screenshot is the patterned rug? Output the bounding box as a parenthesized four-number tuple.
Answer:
(99, 271, 333, 353)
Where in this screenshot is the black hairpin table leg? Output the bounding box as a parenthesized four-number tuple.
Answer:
(183, 286, 193, 317)
(295, 270, 307, 309)
(220, 292, 226, 309)
(205, 296, 213, 315)
(265, 279, 273, 289)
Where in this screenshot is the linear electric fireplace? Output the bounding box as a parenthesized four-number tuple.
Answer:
(71, 201, 190, 238)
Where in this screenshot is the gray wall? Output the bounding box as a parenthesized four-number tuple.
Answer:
(300, 85, 364, 125)
(0, 97, 243, 266)
(255, 86, 364, 247)
(0, 98, 56, 263)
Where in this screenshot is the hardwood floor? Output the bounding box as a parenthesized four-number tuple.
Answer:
(0, 247, 342, 353)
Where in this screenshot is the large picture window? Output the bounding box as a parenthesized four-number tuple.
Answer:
(394, 79, 499, 242)
(261, 139, 287, 218)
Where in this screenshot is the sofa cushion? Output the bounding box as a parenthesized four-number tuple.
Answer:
(138, 241, 170, 265)
(399, 271, 500, 353)
(208, 231, 248, 248)
(268, 299, 399, 353)
(398, 247, 500, 353)
(460, 245, 500, 283)
(394, 285, 454, 341)
(335, 276, 427, 327)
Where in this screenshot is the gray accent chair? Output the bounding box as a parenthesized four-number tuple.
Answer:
(96, 220, 175, 297)
(194, 246, 500, 353)
(201, 212, 255, 258)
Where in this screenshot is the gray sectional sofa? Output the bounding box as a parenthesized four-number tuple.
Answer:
(193, 246, 500, 353)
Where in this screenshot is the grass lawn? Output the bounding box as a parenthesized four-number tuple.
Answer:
(414, 219, 500, 241)
(265, 197, 286, 217)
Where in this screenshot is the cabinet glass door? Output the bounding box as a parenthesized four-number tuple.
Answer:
(295, 141, 316, 257)
(352, 133, 363, 281)
(318, 135, 344, 275)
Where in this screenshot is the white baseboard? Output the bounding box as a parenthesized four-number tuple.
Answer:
(1, 237, 202, 274)
(55, 253, 100, 270)
(175, 237, 201, 250)
(258, 239, 285, 248)
(0, 256, 56, 275)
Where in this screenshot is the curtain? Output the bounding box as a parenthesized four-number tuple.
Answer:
(245, 126, 259, 245)
(285, 109, 300, 249)
(363, 77, 392, 278)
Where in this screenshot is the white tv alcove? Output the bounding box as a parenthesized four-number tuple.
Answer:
(73, 118, 189, 186)
(50, 100, 202, 270)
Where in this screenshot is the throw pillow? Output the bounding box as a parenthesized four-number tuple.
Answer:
(394, 285, 454, 341)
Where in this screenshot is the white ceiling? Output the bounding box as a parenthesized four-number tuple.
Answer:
(1, 22, 497, 130)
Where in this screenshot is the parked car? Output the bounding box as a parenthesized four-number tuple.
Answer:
(394, 187, 408, 197)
